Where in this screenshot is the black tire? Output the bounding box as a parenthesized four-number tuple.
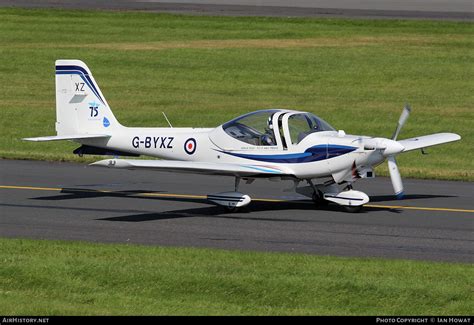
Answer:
(312, 191, 328, 208)
(225, 205, 239, 213)
(344, 205, 363, 213)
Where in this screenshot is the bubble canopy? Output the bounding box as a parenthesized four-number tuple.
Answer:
(222, 110, 335, 147)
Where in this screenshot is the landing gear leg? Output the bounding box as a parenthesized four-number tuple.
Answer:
(343, 183, 353, 191)
(234, 177, 241, 192)
(307, 179, 327, 208)
(224, 177, 242, 212)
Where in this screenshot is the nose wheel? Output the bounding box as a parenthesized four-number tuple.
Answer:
(343, 205, 363, 213)
(311, 190, 328, 208)
(307, 179, 367, 213)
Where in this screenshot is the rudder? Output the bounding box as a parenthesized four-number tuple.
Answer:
(55, 60, 121, 135)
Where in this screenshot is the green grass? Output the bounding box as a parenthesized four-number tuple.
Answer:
(0, 238, 472, 315)
(0, 8, 473, 180)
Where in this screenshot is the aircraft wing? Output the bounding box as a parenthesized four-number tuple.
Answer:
(90, 158, 294, 178)
(399, 133, 461, 152)
(23, 134, 111, 142)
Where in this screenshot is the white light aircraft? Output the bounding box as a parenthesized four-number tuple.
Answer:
(24, 60, 461, 212)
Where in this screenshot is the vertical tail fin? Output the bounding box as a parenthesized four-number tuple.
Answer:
(55, 60, 121, 135)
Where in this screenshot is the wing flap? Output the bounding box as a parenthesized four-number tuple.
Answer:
(23, 134, 111, 142)
(90, 159, 293, 178)
(399, 133, 461, 152)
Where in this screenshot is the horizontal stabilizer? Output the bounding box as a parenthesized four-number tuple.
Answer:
(399, 133, 461, 152)
(90, 159, 293, 178)
(23, 134, 111, 142)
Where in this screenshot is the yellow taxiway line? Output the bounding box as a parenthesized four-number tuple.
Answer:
(364, 204, 474, 213)
(1, 184, 473, 214)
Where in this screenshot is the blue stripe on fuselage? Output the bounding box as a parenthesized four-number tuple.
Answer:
(219, 144, 356, 164)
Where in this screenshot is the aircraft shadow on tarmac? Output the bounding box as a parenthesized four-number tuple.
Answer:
(98, 205, 314, 223)
(26, 187, 457, 222)
(31, 188, 168, 200)
(368, 194, 455, 202)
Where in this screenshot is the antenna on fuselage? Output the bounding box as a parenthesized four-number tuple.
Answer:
(162, 112, 173, 128)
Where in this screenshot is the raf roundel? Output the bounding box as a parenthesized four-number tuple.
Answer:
(184, 138, 197, 155)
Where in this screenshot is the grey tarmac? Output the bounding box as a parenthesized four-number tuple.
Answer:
(0, 0, 472, 20)
(0, 159, 473, 263)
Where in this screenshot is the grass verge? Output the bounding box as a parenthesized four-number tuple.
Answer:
(0, 238, 472, 315)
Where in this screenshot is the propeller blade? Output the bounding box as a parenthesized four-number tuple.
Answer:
(387, 156, 404, 199)
(391, 104, 411, 140)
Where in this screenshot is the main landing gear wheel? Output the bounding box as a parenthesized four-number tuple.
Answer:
(225, 205, 239, 213)
(207, 178, 251, 212)
(343, 205, 363, 213)
(312, 191, 328, 208)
